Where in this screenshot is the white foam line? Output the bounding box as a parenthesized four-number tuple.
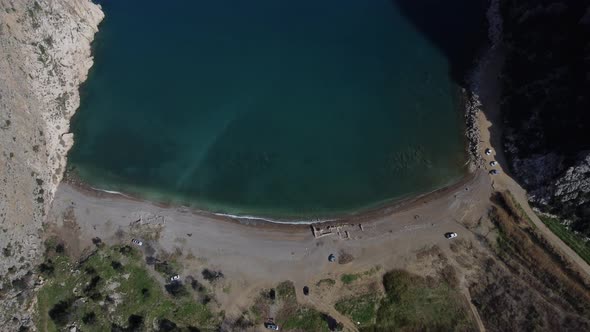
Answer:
(90, 186, 335, 224)
(90, 186, 133, 198)
(212, 212, 337, 225)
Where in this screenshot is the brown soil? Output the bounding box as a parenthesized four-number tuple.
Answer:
(460, 192, 590, 332)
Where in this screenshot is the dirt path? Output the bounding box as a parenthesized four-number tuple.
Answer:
(460, 286, 486, 332)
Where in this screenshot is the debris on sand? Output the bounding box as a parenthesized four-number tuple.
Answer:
(338, 251, 354, 264)
(202, 269, 224, 282)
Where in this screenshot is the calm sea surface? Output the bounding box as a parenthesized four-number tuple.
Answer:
(69, 0, 481, 218)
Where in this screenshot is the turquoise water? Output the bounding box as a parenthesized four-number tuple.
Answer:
(70, 0, 470, 218)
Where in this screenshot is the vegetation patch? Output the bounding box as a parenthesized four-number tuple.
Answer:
(539, 214, 590, 265)
(340, 266, 381, 285)
(280, 306, 335, 332)
(336, 269, 471, 331)
(374, 270, 473, 331)
(469, 192, 590, 331)
(276, 280, 296, 301)
(316, 278, 336, 287)
(202, 268, 224, 283)
(340, 274, 359, 285)
(275, 281, 340, 331)
(335, 293, 379, 328)
(489, 193, 590, 317)
(35, 244, 218, 331)
(249, 281, 338, 331)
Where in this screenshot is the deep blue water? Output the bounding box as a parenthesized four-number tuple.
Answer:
(69, 0, 475, 218)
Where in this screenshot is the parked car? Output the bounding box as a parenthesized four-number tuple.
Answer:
(131, 238, 143, 246)
(303, 286, 309, 296)
(170, 275, 180, 281)
(485, 148, 493, 155)
(444, 232, 458, 239)
(265, 318, 279, 330)
(490, 161, 498, 166)
(328, 254, 336, 262)
(489, 169, 500, 175)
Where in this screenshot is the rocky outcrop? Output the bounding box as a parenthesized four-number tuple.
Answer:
(464, 92, 484, 170)
(499, 0, 590, 235)
(0, 0, 103, 328)
(552, 153, 590, 205)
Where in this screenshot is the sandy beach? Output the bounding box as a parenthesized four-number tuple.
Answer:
(47, 167, 493, 324)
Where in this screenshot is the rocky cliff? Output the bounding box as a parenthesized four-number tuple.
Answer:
(0, 0, 102, 328)
(500, 0, 590, 235)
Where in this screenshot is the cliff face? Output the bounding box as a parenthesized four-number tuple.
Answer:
(0, 0, 102, 327)
(500, 0, 590, 234)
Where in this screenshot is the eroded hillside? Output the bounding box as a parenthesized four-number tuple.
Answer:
(0, 0, 102, 329)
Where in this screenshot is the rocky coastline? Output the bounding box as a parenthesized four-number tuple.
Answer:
(499, 0, 590, 235)
(0, 0, 103, 328)
(463, 0, 503, 172)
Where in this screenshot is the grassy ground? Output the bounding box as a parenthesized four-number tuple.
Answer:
(276, 281, 335, 332)
(35, 243, 218, 331)
(538, 215, 590, 265)
(335, 294, 379, 328)
(335, 270, 473, 331)
(340, 266, 381, 285)
(340, 274, 359, 284)
(250, 281, 337, 331)
(375, 270, 473, 331)
(281, 306, 333, 332)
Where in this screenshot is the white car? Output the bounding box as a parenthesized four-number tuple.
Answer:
(265, 319, 279, 330)
(489, 169, 500, 175)
(170, 275, 180, 281)
(490, 161, 498, 166)
(485, 148, 493, 156)
(444, 232, 458, 239)
(131, 238, 143, 246)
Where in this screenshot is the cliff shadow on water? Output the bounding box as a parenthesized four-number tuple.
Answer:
(391, 0, 489, 86)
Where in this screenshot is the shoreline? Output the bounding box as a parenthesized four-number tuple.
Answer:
(61, 0, 482, 226)
(51, 0, 494, 229)
(63, 59, 480, 226)
(63, 167, 476, 227)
